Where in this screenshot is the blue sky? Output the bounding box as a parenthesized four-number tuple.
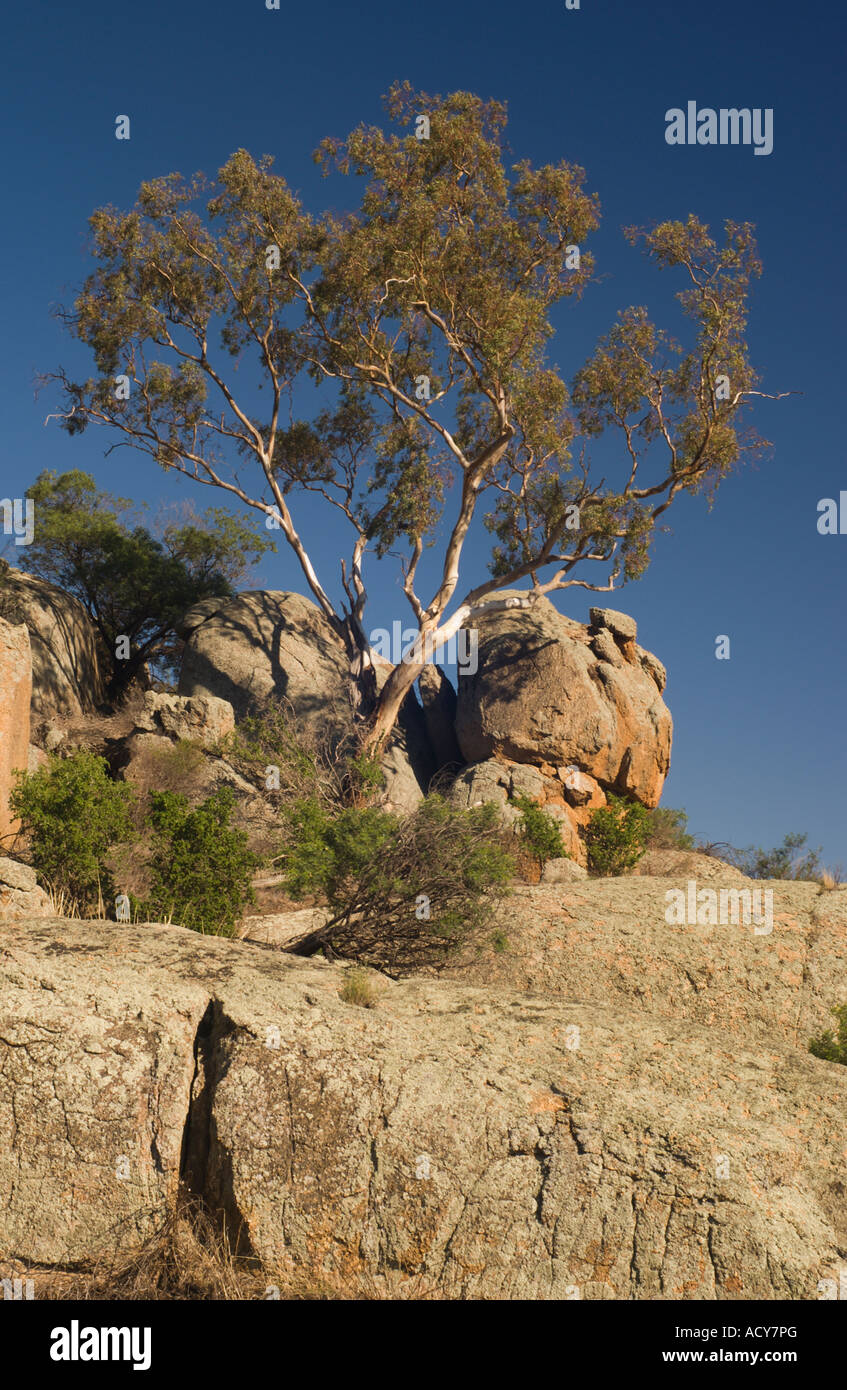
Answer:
(2, 0, 845, 863)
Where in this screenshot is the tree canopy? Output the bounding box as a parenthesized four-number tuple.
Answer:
(44, 81, 785, 744)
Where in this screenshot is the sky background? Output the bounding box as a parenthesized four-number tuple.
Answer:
(2, 0, 845, 863)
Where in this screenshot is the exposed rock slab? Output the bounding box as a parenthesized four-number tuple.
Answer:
(1, 915, 844, 1299)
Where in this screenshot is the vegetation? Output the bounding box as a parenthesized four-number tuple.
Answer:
(46, 82, 781, 751)
(10, 752, 135, 912)
(144, 788, 258, 936)
(218, 701, 378, 811)
(282, 794, 514, 975)
(809, 1005, 847, 1066)
(339, 966, 379, 1008)
(585, 794, 651, 876)
(513, 794, 567, 868)
(17, 469, 273, 696)
(645, 805, 695, 852)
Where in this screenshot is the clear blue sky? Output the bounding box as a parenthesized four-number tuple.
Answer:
(2, 0, 845, 863)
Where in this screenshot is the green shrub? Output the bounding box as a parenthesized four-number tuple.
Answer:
(809, 1005, 847, 1065)
(585, 794, 651, 876)
(645, 806, 695, 852)
(282, 794, 514, 975)
(742, 832, 822, 881)
(144, 787, 259, 936)
(512, 795, 566, 866)
(10, 752, 136, 912)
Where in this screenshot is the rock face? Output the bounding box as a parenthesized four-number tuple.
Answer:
(2, 912, 844, 1299)
(448, 877, 847, 1052)
(0, 571, 104, 719)
(0, 618, 31, 844)
(0, 857, 50, 921)
(455, 596, 672, 810)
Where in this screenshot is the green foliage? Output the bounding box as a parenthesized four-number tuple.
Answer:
(282, 794, 514, 975)
(19, 470, 273, 696)
(809, 1005, 847, 1065)
(585, 794, 651, 876)
(9, 752, 135, 912)
(512, 794, 566, 866)
(741, 832, 823, 881)
(144, 788, 259, 936)
(646, 805, 696, 852)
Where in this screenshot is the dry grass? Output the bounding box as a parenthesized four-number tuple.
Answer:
(14, 1194, 436, 1301)
(339, 964, 380, 1008)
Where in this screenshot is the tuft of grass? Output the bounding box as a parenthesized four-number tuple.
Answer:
(809, 1004, 847, 1066)
(339, 965, 379, 1008)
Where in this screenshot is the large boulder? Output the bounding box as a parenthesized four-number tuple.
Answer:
(454, 596, 672, 809)
(0, 569, 104, 719)
(178, 591, 352, 733)
(2, 915, 844, 1298)
(0, 619, 31, 844)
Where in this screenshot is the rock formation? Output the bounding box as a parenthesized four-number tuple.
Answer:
(0, 618, 31, 845)
(0, 569, 104, 720)
(177, 590, 434, 814)
(455, 597, 671, 811)
(1, 912, 844, 1299)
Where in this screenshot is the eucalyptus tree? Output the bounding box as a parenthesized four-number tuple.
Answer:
(46, 81, 784, 749)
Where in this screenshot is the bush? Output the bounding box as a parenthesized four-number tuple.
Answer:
(218, 700, 378, 811)
(809, 1005, 847, 1065)
(143, 787, 259, 936)
(585, 794, 651, 876)
(742, 832, 822, 881)
(282, 794, 514, 975)
(512, 795, 566, 867)
(10, 752, 136, 912)
(645, 806, 695, 852)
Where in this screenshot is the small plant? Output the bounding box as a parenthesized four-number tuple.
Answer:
(490, 927, 509, 953)
(10, 751, 136, 913)
(512, 795, 566, 868)
(809, 1004, 847, 1066)
(143, 787, 259, 936)
(339, 966, 379, 1008)
(282, 794, 514, 975)
(585, 794, 651, 876)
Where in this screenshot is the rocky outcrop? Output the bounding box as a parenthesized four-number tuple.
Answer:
(0, 619, 31, 844)
(447, 876, 847, 1051)
(2, 911, 844, 1298)
(0, 570, 104, 720)
(0, 858, 50, 921)
(178, 590, 434, 814)
(455, 596, 672, 810)
(135, 691, 235, 748)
